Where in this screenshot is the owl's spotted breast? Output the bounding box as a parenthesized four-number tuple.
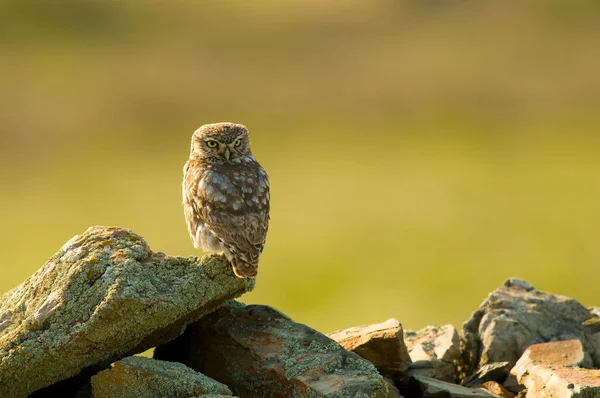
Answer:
(183, 143, 270, 278)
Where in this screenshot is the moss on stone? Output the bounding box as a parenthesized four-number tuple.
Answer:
(91, 356, 232, 398)
(0, 226, 253, 398)
(156, 301, 388, 397)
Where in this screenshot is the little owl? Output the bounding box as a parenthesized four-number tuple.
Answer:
(183, 122, 270, 278)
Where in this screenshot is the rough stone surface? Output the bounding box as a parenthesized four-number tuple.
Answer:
(0, 226, 254, 398)
(475, 381, 515, 398)
(518, 366, 600, 398)
(403, 375, 497, 398)
(155, 301, 389, 397)
(505, 339, 600, 397)
(328, 318, 411, 376)
(384, 377, 404, 398)
(91, 356, 232, 398)
(403, 324, 461, 382)
(510, 339, 591, 383)
(463, 361, 511, 387)
(459, 278, 600, 380)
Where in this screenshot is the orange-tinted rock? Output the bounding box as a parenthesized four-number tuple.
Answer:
(511, 339, 591, 383)
(507, 339, 600, 397)
(519, 366, 600, 397)
(91, 356, 232, 398)
(155, 301, 389, 397)
(328, 318, 411, 375)
(475, 381, 515, 398)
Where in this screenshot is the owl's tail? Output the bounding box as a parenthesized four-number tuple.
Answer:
(231, 258, 258, 278)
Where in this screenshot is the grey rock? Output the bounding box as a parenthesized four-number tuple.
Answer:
(463, 361, 511, 387)
(0, 226, 253, 398)
(459, 277, 600, 380)
(155, 301, 389, 397)
(91, 356, 232, 398)
(405, 375, 497, 398)
(403, 324, 460, 383)
(328, 318, 412, 376)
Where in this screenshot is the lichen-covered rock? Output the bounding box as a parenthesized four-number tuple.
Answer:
(328, 318, 411, 376)
(403, 324, 460, 383)
(155, 301, 389, 397)
(459, 278, 600, 380)
(0, 226, 254, 398)
(91, 356, 233, 398)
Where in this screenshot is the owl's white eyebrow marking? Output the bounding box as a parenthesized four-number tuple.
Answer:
(230, 133, 246, 144)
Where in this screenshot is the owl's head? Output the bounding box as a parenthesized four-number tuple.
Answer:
(189, 122, 252, 162)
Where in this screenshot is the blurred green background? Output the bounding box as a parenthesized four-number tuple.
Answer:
(1, 1, 599, 334)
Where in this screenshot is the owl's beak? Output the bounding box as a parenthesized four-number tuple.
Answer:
(224, 147, 231, 160)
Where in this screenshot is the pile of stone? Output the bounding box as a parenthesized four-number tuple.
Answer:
(1, 226, 599, 397)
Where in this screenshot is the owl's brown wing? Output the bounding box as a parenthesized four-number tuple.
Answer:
(182, 159, 207, 248)
(183, 159, 270, 277)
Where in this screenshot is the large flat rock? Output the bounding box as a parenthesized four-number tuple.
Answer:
(155, 301, 389, 397)
(459, 278, 600, 380)
(0, 226, 253, 398)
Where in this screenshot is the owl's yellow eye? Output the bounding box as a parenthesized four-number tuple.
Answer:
(206, 140, 218, 148)
(234, 139, 242, 147)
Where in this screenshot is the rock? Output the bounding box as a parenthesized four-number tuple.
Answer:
(0, 226, 253, 398)
(475, 381, 515, 398)
(91, 356, 232, 398)
(155, 301, 389, 397)
(502, 375, 524, 395)
(328, 318, 411, 376)
(403, 324, 460, 382)
(403, 375, 497, 398)
(517, 366, 600, 397)
(463, 361, 511, 387)
(510, 339, 591, 382)
(459, 278, 600, 380)
(505, 339, 599, 397)
(384, 377, 404, 398)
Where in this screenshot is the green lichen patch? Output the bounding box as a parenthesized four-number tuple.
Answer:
(0, 226, 253, 398)
(91, 356, 232, 398)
